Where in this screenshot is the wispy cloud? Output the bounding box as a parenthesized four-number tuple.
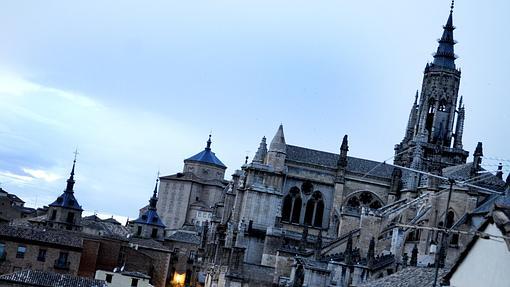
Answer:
(0, 170, 34, 182)
(22, 168, 61, 182)
(0, 72, 201, 217)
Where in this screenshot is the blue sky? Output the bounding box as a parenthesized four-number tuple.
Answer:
(0, 0, 509, 219)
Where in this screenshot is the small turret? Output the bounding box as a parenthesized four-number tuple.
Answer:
(405, 91, 419, 140)
(496, 163, 503, 180)
(471, 142, 483, 176)
(454, 97, 465, 149)
(266, 124, 287, 172)
(336, 135, 349, 182)
(252, 136, 267, 163)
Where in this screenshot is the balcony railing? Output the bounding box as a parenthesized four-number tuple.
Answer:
(54, 260, 70, 270)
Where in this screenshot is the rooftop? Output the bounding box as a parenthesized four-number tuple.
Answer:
(0, 270, 107, 287)
(0, 224, 82, 248)
(286, 145, 396, 179)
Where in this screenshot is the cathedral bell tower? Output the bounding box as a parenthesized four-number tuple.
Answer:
(394, 1, 469, 189)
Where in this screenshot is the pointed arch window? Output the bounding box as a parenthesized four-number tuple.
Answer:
(345, 191, 383, 213)
(446, 210, 459, 246)
(438, 99, 447, 112)
(281, 187, 302, 224)
(304, 191, 324, 228)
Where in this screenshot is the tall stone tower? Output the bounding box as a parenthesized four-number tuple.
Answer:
(394, 2, 469, 190)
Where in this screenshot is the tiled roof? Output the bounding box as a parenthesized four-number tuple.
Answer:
(132, 209, 165, 228)
(286, 145, 395, 179)
(167, 230, 201, 245)
(442, 163, 507, 192)
(49, 191, 83, 211)
(185, 148, 226, 168)
(0, 270, 107, 287)
(129, 237, 170, 251)
(358, 267, 447, 287)
(81, 216, 130, 240)
(0, 224, 82, 248)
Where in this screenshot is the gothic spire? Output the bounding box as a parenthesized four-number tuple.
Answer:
(433, 0, 457, 69)
(269, 124, 286, 153)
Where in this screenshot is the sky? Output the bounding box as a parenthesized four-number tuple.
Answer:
(0, 0, 509, 219)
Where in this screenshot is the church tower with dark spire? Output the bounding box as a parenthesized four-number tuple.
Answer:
(394, 1, 469, 189)
(130, 178, 166, 241)
(46, 157, 83, 230)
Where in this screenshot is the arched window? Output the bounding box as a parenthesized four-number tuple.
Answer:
(282, 195, 293, 222)
(426, 98, 436, 136)
(314, 200, 324, 227)
(446, 211, 459, 246)
(438, 99, 447, 112)
(282, 187, 302, 224)
(292, 197, 302, 223)
(446, 211, 455, 228)
(345, 191, 383, 212)
(304, 191, 324, 227)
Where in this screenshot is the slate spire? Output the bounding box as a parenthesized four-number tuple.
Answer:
(65, 159, 77, 192)
(149, 178, 159, 210)
(433, 1, 457, 69)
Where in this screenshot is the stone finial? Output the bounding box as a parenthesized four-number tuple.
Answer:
(253, 136, 267, 163)
(496, 163, 503, 180)
(471, 142, 483, 176)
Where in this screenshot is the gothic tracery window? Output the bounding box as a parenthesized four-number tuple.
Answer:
(282, 187, 302, 224)
(345, 191, 383, 211)
(304, 191, 324, 227)
(438, 99, 447, 112)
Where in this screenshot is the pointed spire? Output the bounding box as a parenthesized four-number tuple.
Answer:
(433, 0, 457, 70)
(253, 136, 268, 163)
(65, 151, 78, 192)
(471, 142, 483, 176)
(269, 124, 286, 153)
(338, 135, 349, 168)
(149, 178, 159, 210)
(206, 134, 212, 150)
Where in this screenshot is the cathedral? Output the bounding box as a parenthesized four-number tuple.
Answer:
(152, 3, 509, 287)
